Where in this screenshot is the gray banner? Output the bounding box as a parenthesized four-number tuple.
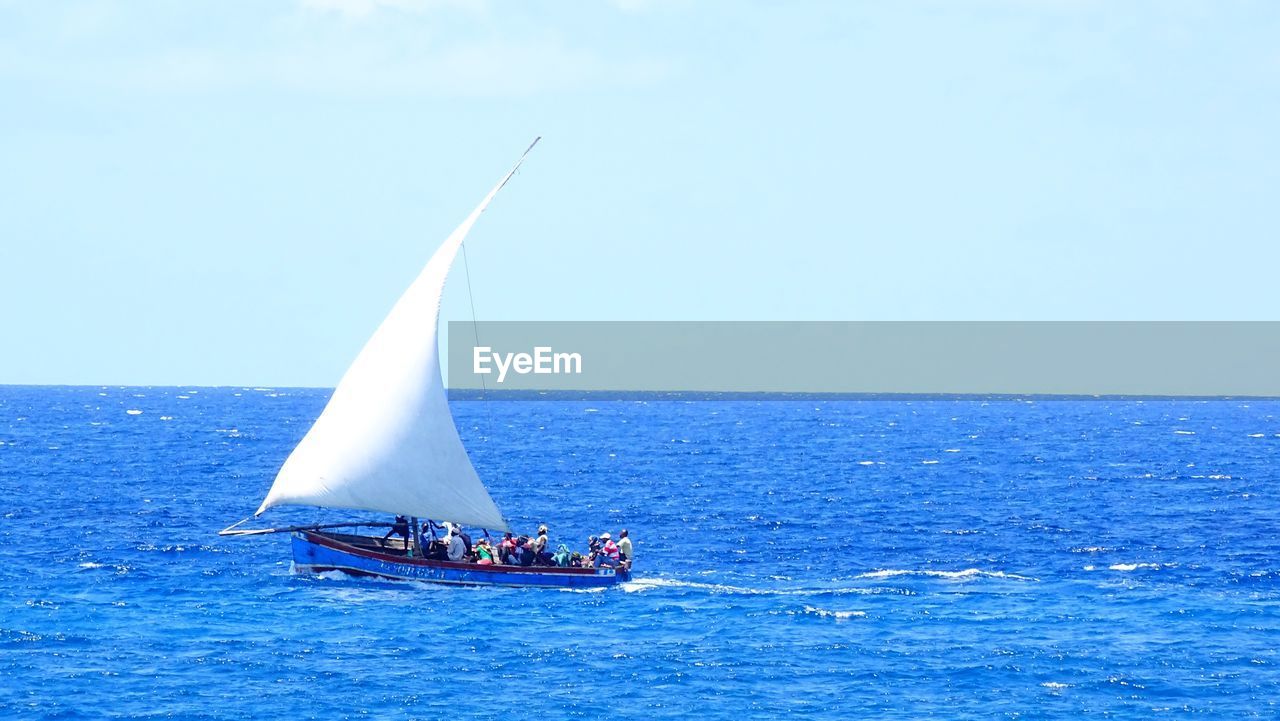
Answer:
(446, 321, 1280, 397)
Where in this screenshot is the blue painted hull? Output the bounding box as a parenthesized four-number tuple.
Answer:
(291, 531, 629, 588)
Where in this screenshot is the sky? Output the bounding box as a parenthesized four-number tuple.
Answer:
(2, 0, 1278, 386)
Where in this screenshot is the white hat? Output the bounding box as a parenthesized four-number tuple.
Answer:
(600, 532, 611, 540)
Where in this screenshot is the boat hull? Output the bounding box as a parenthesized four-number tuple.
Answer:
(291, 531, 629, 588)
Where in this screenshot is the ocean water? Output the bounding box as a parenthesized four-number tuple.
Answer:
(1, 386, 1278, 718)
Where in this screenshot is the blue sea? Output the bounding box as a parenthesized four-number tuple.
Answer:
(2, 386, 1278, 718)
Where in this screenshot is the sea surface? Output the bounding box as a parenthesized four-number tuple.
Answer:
(1, 386, 1278, 719)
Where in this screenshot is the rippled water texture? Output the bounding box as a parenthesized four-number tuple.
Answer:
(1, 387, 1278, 718)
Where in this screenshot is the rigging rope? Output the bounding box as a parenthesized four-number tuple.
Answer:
(460, 242, 486, 397)
(459, 241, 497, 489)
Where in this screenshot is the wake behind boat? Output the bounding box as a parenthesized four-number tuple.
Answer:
(220, 139, 632, 588)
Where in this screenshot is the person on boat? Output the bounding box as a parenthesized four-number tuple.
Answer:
(533, 525, 552, 565)
(594, 532, 621, 568)
(499, 532, 517, 564)
(456, 525, 474, 559)
(383, 516, 411, 551)
(584, 534, 602, 567)
(551, 543, 573, 567)
(617, 529, 633, 568)
(420, 521, 447, 560)
(514, 536, 536, 566)
(474, 537, 498, 565)
(446, 528, 467, 562)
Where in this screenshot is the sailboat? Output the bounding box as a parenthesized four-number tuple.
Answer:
(220, 139, 630, 589)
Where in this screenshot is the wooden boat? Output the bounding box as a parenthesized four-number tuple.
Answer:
(221, 139, 630, 588)
(291, 530, 625, 588)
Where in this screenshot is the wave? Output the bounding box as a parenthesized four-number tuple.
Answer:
(1108, 562, 1164, 572)
(802, 606, 866, 619)
(619, 577, 896, 596)
(856, 568, 1039, 582)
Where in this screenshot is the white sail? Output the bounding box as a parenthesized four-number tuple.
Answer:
(255, 141, 540, 530)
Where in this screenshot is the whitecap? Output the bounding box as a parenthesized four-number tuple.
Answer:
(310, 569, 357, 582)
(857, 461, 876, 466)
(78, 562, 106, 569)
(160, 416, 174, 421)
(619, 577, 883, 597)
(1109, 562, 1161, 572)
(1173, 430, 1195, 435)
(1041, 682, 1071, 689)
(857, 568, 1038, 582)
(921, 460, 939, 465)
(803, 606, 865, 619)
(125, 409, 142, 416)
(944, 449, 960, 453)
(584, 408, 599, 413)
(1248, 433, 1264, 438)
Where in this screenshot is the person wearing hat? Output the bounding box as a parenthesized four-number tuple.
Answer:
(474, 537, 497, 565)
(533, 525, 552, 565)
(594, 532, 621, 568)
(446, 526, 467, 562)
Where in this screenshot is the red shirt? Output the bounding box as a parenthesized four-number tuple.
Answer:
(603, 539, 620, 560)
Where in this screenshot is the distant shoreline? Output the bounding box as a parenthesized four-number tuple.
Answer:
(3, 385, 1276, 402)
